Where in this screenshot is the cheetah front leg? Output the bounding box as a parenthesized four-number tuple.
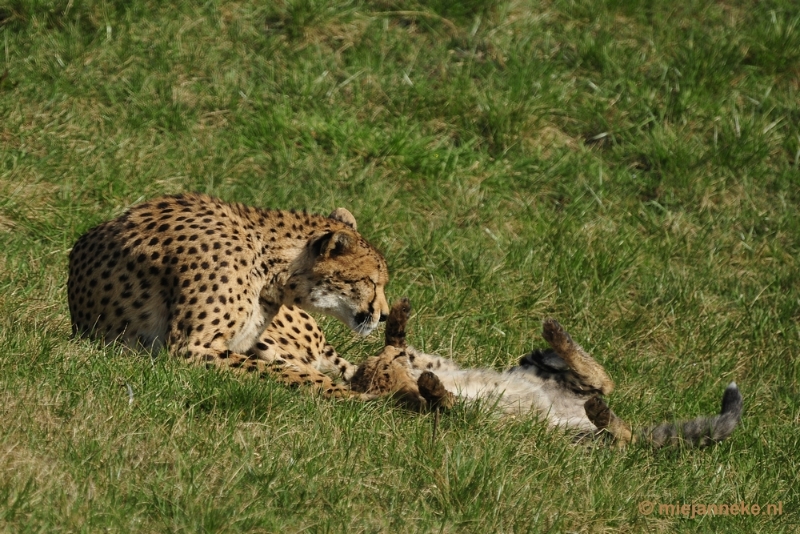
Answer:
(177, 338, 373, 400)
(175, 338, 279, 378)
(245, 305, 367, 399)
(267, 361, 370, 399)
(170, 310, 372, 400)
(247, 339, 370, 399)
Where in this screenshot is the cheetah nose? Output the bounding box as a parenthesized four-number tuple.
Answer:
(379, 313, 388, 322)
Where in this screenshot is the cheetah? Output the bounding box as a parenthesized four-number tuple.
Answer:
(347, 299, 742, 448)
(67, 193, 389, 394)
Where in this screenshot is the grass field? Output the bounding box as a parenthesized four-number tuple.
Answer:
(1, 0, 799, 531)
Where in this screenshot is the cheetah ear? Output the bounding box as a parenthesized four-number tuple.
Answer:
(311, 230, 354, 259)
(328, 208, 357, 231)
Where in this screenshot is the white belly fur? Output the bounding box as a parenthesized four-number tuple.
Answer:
(413, 367, 596, 431)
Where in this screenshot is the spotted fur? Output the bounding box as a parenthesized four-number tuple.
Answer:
(347, 299, 743, 448)
(68, 193, 388, 395)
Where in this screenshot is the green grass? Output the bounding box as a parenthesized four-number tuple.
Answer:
(1, 0, 799, 531)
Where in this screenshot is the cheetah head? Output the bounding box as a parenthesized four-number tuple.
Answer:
(285, 227, 390, 335)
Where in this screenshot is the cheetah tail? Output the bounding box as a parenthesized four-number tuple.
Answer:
(642, 382, 742, 448)
(586, 382, 743, 449)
